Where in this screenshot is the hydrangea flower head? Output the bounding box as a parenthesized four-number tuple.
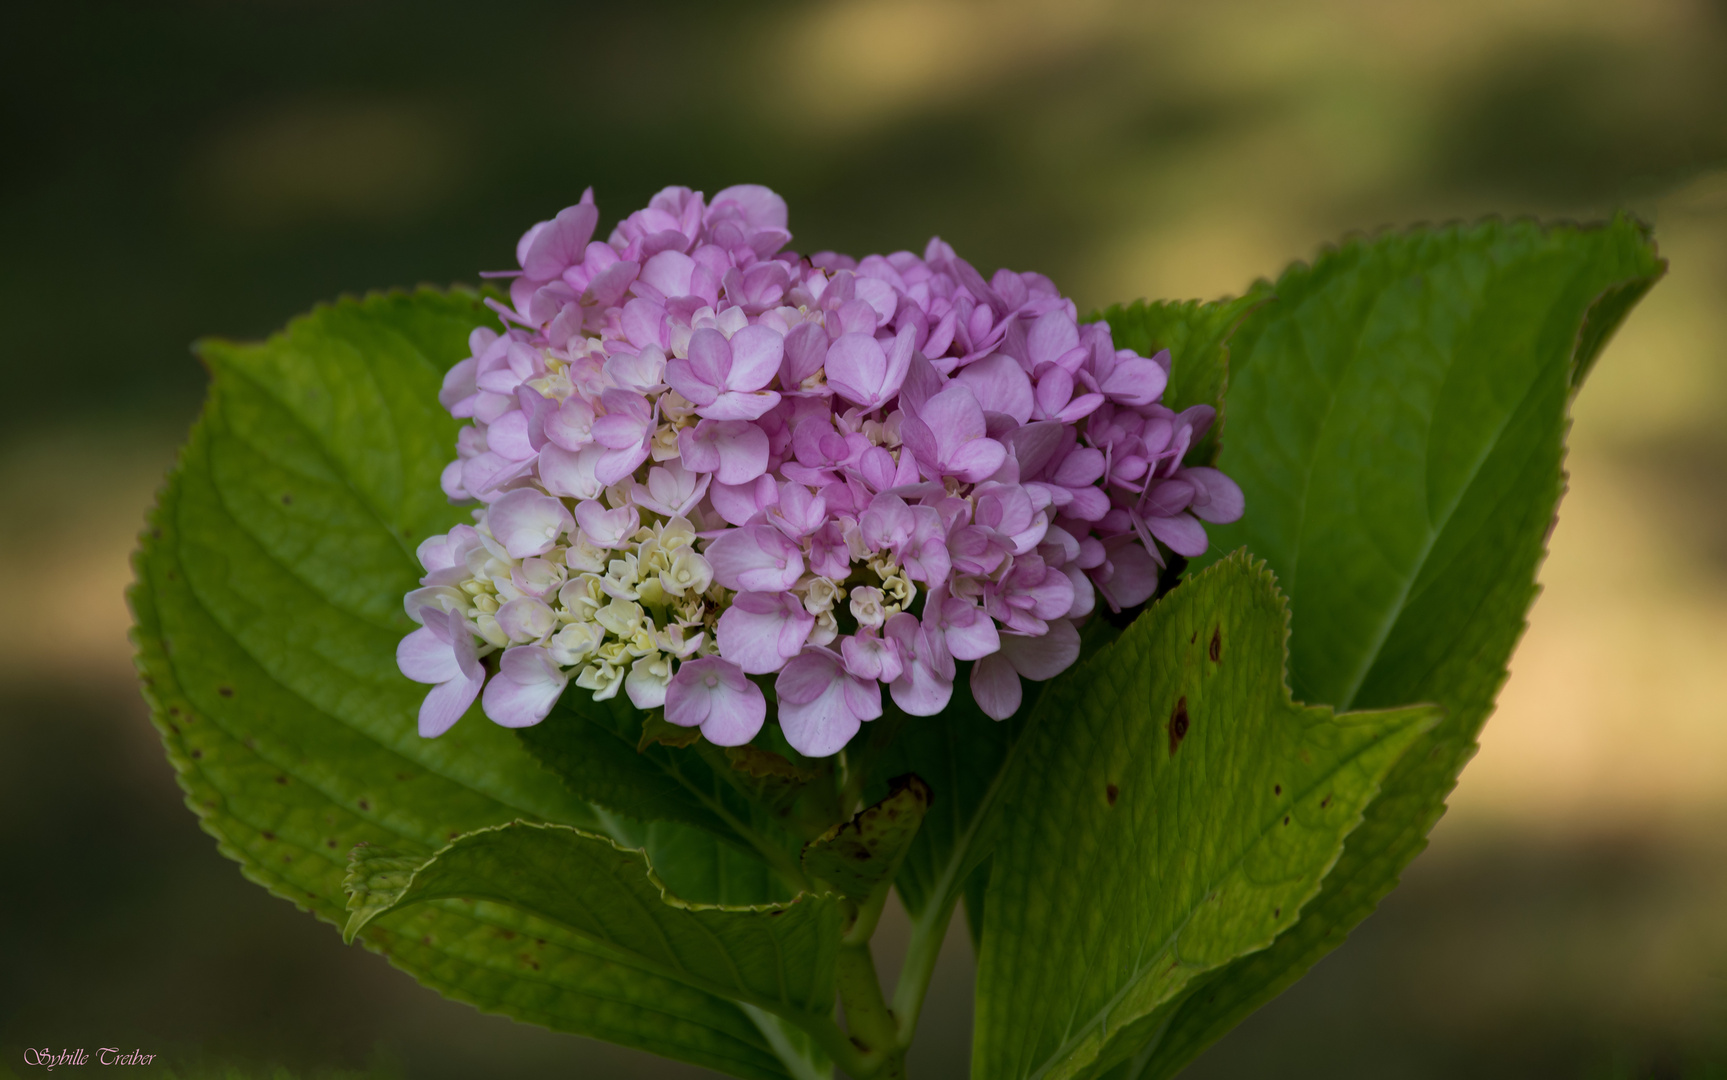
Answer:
(399, 184, 1245, 756)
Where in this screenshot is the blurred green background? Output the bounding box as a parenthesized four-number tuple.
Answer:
(3, 0, 1727, 1076)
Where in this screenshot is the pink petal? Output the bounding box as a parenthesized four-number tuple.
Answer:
(709, 184, 789, 231)
(1026, 309, 1080, 367)
(641, 249, 696, 298)
(488, 489, 574, 558)
(699, 389, 783, 422)
(1182, 467, 1246, 524)
(999, 619, 1081, 680)
(776, 648, 877, 757)
(1095, 540, 1160, 611)
(1145, 511, 1208, 557)
(824, 332, 887, 407)
(398, 624, 461, 684)
(418, 673, 482, 738)
(969, 653, 1023, 720)
(538, 443, 607, 500)
(678, 420, 770, 485)
(575, 500, 641, 549)
(482, 646, 567, 728)
(716, 592, 814, 674)
(955, 353, 1035, 425)
(705, 524, 806, 592)
(725, 324, 786, 392)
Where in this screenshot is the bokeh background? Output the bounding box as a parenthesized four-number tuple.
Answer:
(3, 0, 1726, 1077)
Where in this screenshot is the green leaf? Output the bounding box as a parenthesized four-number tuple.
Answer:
(130, 290, 816, 1080)
(601, 817, 797, 907)
(1098, 290, 1268, 466)
(1133, 217, 1665, 1077)
(972, 553, 1438, 1080)
(343, 821, 842, 1019)
(518, 698, 821, 894)
(519, 693, 745, 839)
(802, 774, 932, 901)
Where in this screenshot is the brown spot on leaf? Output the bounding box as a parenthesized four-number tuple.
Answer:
(1106, 783, 1119, 806)
(261, 831, 275, 841)
(1274, 907, 1281, 918)
(190, 749, 202, 759)
(1168, 696, 1189, 755)
(1274, 784, 1281, 796)
(501, 930, 517, 940)
(275, 775, 288, 785)
(218, 685, 234, 698)
(1320, 793, 1333, 809)
(1209, 627, 1221, 663)
(327, 839, 338, 849)
(1283, 815, 1290, 826)
(358, 799, 371, 811)
(281, 494, 293, 505)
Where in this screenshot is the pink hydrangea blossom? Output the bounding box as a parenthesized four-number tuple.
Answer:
(399, 184, 1244, 755)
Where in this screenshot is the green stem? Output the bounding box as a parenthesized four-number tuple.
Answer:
(889, 891, 960, 1050)
(835, 925, 906, 1078)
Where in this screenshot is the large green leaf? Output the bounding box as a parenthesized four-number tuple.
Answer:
(344, 821, 841, 1018)
(1131, 217, 1664, 1077)
(972, 553, 1438, 1080)
(129, 289, 813, 1080)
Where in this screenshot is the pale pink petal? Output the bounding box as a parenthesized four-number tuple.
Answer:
(840, 632, 903, 683)
(1026, 309, 1080, 367)
(488, 489, 574, 558)
(418, 673, 482, 738)
(716, 592, 814, 674)
(699, 389, 783, 421)
(575, 500, 641, 549)
(776, 647, 877, 757)
(398, 624, 461, 684)
(640, 249, 696, 298)
(545, 397, 597, 451)
(1145, 511, 1208, 557)
(969, 653, 1023, 720)
(1095, 540, 1160, 611)
(705, 524, 806, 592)
(725, 324, 786, 392)
(482, 646, 567, 728)
(538, 443, 607, 500)
(824, 332, 887, 408)
(665, 657, 765, 746)
(1182, 467, 1245, 524)
(955, 352, 1035, 425)
(709, 184, 789, 231)
(1100, 355, 1170, 406)
(709, 474, 779, 526)
(678, 420, 770, 485)
(999, 618, 1081, 680)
